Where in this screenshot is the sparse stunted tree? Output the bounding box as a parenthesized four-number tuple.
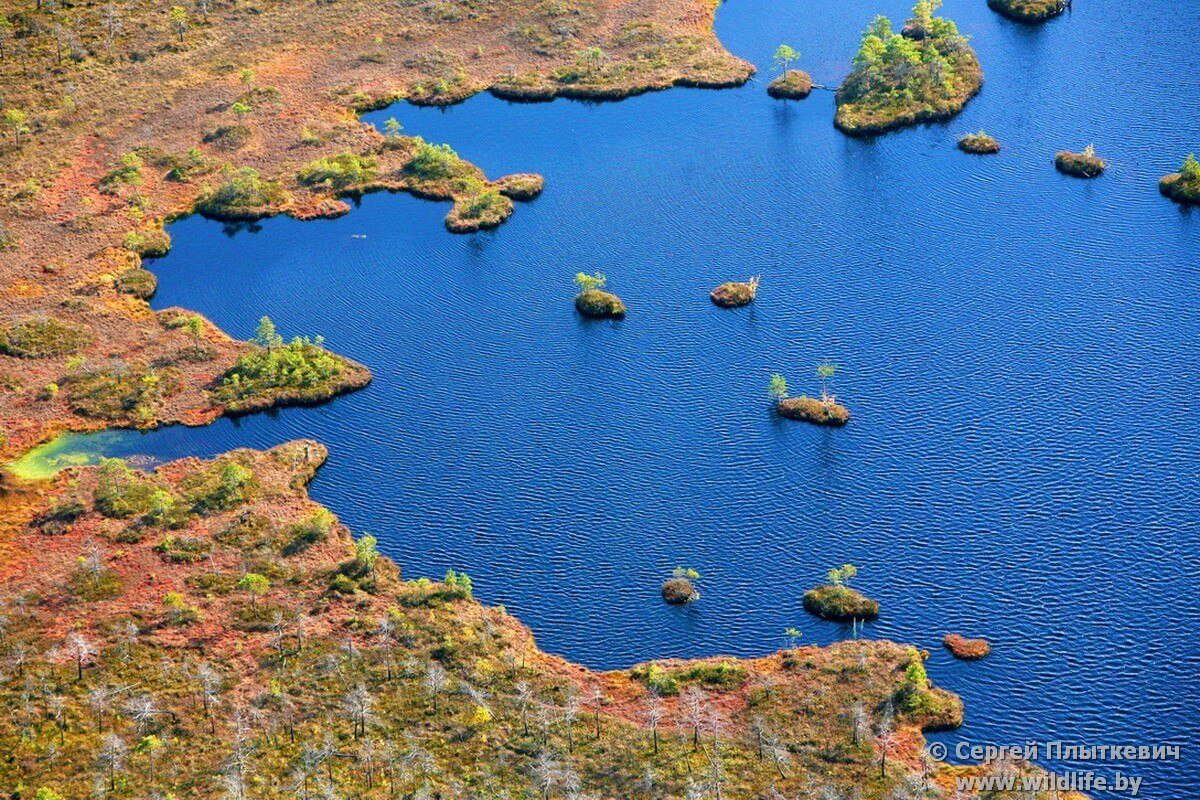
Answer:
(424, 661, 448, 713)
(66, 631, 96, 680)
(768, 373, 789, 404)
(168, 6, 188, 43)
(645, 695, 663, 755)
(773, 44, 800, 73)
(97, 732, 128, 790)
(237, 573, 269, 607)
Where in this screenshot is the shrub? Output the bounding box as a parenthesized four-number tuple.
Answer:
(116, 266, 159, 298)
(154, 534, 212, 563)
(282, 508, 335, 555)
(123, 228, 172, 258)
(0, 317, 91, 358)
(195, 168, 286, 220)
(93, 458, 160, 518)
(443, 569, 473, 599)
(163, 591, 200, 625)
(405, 139, 466, 180)
(98, 152, 144, 194)
(631, 663, 680, 696)
(64, 364, 175, 423)
(185, 460, 257, 514)
(297, 152, 378, 192)
(202, 124, 252, 150)
(457, 188, 506, 220)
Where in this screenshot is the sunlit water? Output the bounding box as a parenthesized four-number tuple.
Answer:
(25, 0, 1200, 795)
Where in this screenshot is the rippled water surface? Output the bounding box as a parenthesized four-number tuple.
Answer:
(45, 0, 1200, 795)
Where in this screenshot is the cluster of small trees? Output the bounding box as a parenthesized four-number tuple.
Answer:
(839, 1, 970, 108)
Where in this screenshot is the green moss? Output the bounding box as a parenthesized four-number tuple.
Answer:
(835, 3, 982, 136)
(803, 584, 879, 620)
(0, 316, 91, 358)
(154, 534, 213, 563)
(68, 567, 123, 601)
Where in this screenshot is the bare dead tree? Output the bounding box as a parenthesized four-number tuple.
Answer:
(424, 662, 448, 714)
(645, 695, 664, 756)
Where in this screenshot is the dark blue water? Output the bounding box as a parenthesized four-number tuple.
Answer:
(50, 0, 1200, 794)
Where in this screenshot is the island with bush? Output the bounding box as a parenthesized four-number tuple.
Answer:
(769, 364, 850, 426)
(661, 567, 701, 604)
(958, 131, 1001, 155)
(987, 0, 1068, 23)
(1055, 145, 1106, 178)
(766, 45, 812, 99)
(574, 272, 627, 319)
(803, 564, 881, 621)
(0, 441, 1086, 799)
(1159, 153, 1200, 205)
(710, 275, 761, 308)
(835, 0, 983, 136)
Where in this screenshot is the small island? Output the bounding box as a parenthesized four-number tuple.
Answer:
(943, 633, 991, 660)
(574, 271, 627, 319)
(710, 275, 760, 308)
(987, 0, 1068, 23)
(958, 130, 1001, 155)
(1159, 153, 1200, 205)
(661, 567, 701, 605)
(835, 1, 983, 136)
(766, 45, 812, 99)
(769, 363, 850, 427)
(1055, 145, 1106, 178)
(803, 564, 880, 621)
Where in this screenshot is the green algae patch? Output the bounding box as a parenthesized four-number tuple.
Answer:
(987, 0, 1068, 23)
(835, 1, 982, 137)
(767, 69, 813, 100)
(1056, 146, 1106, 178)
(6, 432, 122, 480)
(958, 130, 1000, 154)
(803, 584, 879, 620)
(1159, 154, 1200, 205)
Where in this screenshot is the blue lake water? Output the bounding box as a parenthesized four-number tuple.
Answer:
(37, 0, 1200, 795)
